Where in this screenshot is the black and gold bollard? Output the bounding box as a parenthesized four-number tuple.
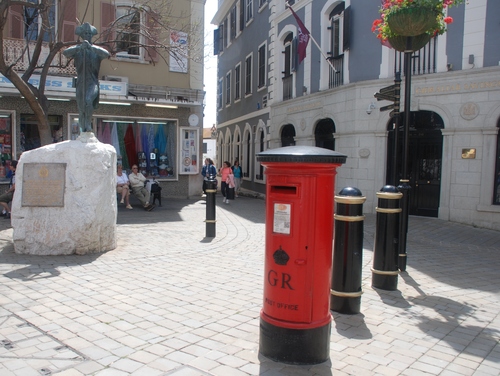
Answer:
(205, 174, 217, 238)
(372, 185, 402, 291)
(330, 187, 366, 314)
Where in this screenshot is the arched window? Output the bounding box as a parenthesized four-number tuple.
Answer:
(315, 119, 335, 150)
(494, 119, 500, 205)
(281, 124, 296, 146)
(257, 129, 265, 179)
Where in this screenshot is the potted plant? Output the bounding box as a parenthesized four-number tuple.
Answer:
(372, 0, 465, 52)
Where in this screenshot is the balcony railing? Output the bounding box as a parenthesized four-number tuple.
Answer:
(3, 38, 76, 75)
(328, 54, 344, 89)
(394, 36, 438, 76)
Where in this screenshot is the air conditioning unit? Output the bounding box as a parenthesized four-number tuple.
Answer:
(103, 75, 129, 83)
(262, 95, 268, 108)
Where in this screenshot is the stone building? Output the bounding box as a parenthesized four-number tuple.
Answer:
(212, 0, 500, 230)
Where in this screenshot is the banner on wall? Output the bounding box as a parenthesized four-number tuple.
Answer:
(169, 31, 188, 73)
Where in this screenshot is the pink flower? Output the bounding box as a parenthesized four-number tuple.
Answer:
(444, 16, 453, 24)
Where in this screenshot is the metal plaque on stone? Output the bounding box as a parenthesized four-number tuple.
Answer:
(22, 163, 66, 207)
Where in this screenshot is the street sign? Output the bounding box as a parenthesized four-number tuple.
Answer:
(374, 91, 397, 101)
(380, 104, 395, 112)
(380, 84, 396, 93)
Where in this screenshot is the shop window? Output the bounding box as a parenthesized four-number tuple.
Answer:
(0, 114, 13, 179)
(94, 118, 177, 179)
(20, 114, 62, 153)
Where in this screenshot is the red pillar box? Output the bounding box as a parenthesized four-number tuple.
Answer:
(257, 146, 346, 365)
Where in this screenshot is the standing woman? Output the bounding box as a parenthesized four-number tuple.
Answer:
(219, 161, 232, 203)
(116, 165, 133, 209)
(232, 160, 242, 197)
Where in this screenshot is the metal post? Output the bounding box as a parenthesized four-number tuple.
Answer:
(205, 174, 217, 238)
(330, 187, 366, 314)
(398, 37, 413, 272)
(391, 73, 402, 186)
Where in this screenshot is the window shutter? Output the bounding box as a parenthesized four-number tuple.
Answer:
(291, 37, 297, 73)
(343, 6, 351, 51)
(100, 1, 116, 51)
(239, 0, 245, 31)
(61, 0, 77, 42)
(8, 5, 24, 39)
(145, 12, 159, 63)
(213, 28, 220, 55)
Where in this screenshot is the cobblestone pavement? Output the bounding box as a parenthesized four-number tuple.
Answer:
(0, 195, 499, 376)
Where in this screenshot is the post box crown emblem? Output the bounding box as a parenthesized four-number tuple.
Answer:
(273, 246, 290, 265)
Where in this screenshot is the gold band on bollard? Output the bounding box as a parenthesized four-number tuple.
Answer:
(375, 207, 402, 214)
(334, 196, 367, 204)
(206, 189, 217, 193)
(204, 220, 217, 223)
(371, 268, 399, 276)
(334, 214, 365, 222)
(398, 253, 407, 257)
(376, 191, 403, 199)
(330, 289, 363, 298)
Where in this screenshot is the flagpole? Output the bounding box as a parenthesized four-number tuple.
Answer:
(309, 34, 337, 72)
(286, 3, 337, 72)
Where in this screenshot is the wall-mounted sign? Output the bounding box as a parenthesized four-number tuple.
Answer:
(179, 127, 199, 174)
(0, 74, 128, 96)
(462, 148, 476, 159)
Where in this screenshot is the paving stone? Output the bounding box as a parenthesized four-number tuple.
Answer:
(0, 198, 499, 375)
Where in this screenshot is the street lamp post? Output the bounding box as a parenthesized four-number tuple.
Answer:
(397, 37, 414, 272)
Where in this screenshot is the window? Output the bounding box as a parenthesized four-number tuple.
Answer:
(327, 4, 350, 88)
(226, 72, 231, 105)
(21, 114, 62, 152)
(494, 122, 500, 205)
(94, 118, 177, 178)
(116, 6, 142, 58)
(218, 23, 225, 53)
(223, 18, 228, 48)
(217, 79, 223, 109)
(235, 64, 241, 101)
(24, 0, 56, 42)
(239, 0, 245, 31)
(245, 55, 252, 95)
(230, 6, 237, 41)
(258, 44, 266, 89)
(246, 0, 253, 23)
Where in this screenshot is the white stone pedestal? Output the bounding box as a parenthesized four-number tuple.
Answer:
(12, 133, 117, 255)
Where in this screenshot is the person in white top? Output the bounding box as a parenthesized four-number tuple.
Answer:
(116, 164, 132, 209)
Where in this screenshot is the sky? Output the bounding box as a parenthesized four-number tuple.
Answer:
(203, 0, 218, 129)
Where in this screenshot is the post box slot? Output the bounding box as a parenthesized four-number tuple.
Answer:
(271, 186, 297, 195)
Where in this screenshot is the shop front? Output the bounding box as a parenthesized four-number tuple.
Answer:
(0, 75, 204, 198)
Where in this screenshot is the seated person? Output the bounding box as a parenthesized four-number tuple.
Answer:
(116, 164, 132, 209)
(128, 164, 155, 211)
(0, 160, 18, 219)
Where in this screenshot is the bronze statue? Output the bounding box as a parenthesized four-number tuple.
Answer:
(63, 23, 109, 132)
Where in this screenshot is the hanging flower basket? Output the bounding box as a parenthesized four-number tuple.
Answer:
(388, 34, 431, 52)
(386, 7, 439, 36)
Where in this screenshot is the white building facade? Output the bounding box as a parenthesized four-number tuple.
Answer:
(213, 0, 500, 230)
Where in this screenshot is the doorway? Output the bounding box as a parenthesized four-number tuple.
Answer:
(386, 111, 443, 217)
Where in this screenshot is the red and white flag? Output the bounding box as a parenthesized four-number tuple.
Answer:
(288, 5, 310, 64)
